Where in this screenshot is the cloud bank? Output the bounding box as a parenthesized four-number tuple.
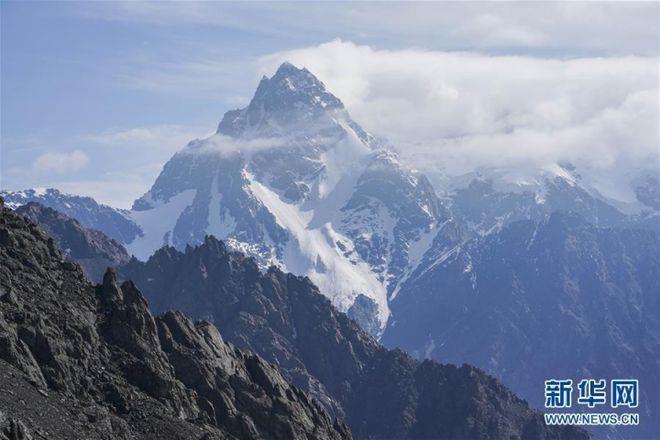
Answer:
(258, 40, 658, 191)
(183, 134, 286, 157)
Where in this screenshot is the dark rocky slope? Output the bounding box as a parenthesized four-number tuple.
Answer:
(0, 198, 349, 440)
(120, 236, 589, 439)
(16, 202, 130, 282)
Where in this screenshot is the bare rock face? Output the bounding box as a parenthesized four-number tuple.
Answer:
(15, 202, 130, 282)
(346, 294, 380, 337)
(0, 197, 349, 440)
(156, 310, 349, 439)
(0, 411, 33, 440)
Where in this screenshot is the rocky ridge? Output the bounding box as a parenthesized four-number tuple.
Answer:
(1, 188, 140, 244)
(0, 197, 349, 440)
(120, 235, 589, 439)
(16, 202, 130, 283)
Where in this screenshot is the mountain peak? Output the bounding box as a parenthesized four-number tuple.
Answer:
(268, 61, 317, 89)
(217, 62, 345, 137)
(274, 60, 302, 74)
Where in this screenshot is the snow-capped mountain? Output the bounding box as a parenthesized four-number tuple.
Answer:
(436, 163, 659, 238)
(3, 63, 653, 341)
(0, 188, 141, 244)
(125, 62, 448, 332)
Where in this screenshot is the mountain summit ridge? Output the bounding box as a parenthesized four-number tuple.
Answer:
(217, 62, 346, 138)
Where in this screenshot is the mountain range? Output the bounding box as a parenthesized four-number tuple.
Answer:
(3, 64, 657, 333)
(2, 62, 658, 438)
(4, 63, 458, 336)
(2, 188, 140, 244)
(0, 197, 588, 439)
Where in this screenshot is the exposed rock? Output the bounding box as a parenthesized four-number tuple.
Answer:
(156, 310, 350, 439)
(634, 175, 660, 210)
(0, 412, 33, 440)
(217, 61, 345, 138)
(347, 294, 380, 337)
(0, 200, 349, 439)
(16, 202, 130, 282)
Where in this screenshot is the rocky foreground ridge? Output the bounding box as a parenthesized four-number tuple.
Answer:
(0, 197, 348, 439)
(15, 202, 130, 283)
(121, 235, 590, 439)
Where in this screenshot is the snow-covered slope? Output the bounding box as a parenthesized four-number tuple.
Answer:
(125, 62, 448, 333)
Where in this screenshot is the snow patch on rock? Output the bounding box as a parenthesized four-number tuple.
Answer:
(126, 189, 196, 260)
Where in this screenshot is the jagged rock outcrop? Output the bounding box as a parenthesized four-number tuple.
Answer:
(120, 235, 589, 439)
(156, 310, 348, 439)
(0, 410, 33, 440)
(216, 62, 345, 138)
(0, 197, 349, 440)
(346, 294, 380, 337)
(15, 202, 130, 282)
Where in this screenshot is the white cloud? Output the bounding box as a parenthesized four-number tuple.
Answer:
(33, 150, 89, 174)
(184, 133, 286, 157)
(257, 40, 659, 186)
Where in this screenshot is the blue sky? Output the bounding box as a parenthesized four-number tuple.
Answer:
(1, 2, 658, 207)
